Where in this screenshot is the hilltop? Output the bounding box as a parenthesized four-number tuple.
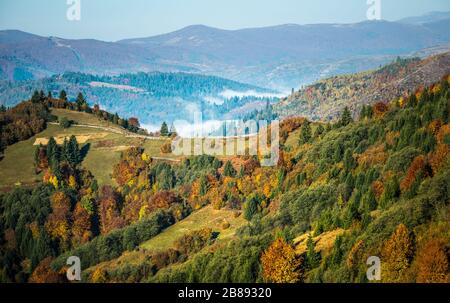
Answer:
(0, 94, 174, 190)
(275, 52, 450, 121)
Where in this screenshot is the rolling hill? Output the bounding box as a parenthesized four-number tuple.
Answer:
(275, 51, 450, 121)
(0, 108, 172, 190)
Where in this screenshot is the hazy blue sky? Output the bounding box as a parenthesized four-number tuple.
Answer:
(0, 0, 449, 41)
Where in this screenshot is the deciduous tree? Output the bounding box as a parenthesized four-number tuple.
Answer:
(261, 238, 302, 283)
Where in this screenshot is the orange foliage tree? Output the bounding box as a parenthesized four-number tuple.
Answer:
(71, 202, 93, 246)
(416, 238, 449, 283)
(45, 191, 72, 249)
(98, 186, 125, 234)
(373, 102, 389, 117)
(428, 144, 450, 175)
(400, 155, 429, 193)
(29, 257, 65, 283)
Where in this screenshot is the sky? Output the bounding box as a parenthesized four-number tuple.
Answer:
(0, 0, 449, 41)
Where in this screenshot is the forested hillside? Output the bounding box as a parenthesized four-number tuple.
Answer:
(0, 72, 276, 126)
(276, 52, 450, 121)
(1, 73, 448, 283)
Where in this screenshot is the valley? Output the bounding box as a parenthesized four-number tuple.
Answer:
(0, 8, 449, 285)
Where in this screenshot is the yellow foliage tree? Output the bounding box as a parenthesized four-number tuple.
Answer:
(141, 152, 150, 162)
(381, 224, 415, 283)
(261, 238, 302, 283)
(49, 175, 58, 189)
(68, 175, 77, 189)
(91, 267, 108, 283)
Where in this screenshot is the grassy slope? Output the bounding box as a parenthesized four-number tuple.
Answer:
(141, 205, 246, 252)
(0, 109, 171, 188)
(85, 206, 247, 276)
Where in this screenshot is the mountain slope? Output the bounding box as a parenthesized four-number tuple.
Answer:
(275, 51, 450, 121)
(119, 19, 450, 89)
(0, 72, 275, 126)
(2, 12, 450, 89)
(0, 30, 195, 81)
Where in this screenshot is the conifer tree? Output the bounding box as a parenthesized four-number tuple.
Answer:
(299, 121, 312, 145)
(160, 122, 169, 137)
(306, 234, 320, 269)
(46, 137, 59, 165)
(379, 176, 400, 209)
(59, 90, 67, 101)
(314, 124, 324, 138)
(31, 90, 40, 103)
(343, 149, 356, 171)
(340, 107, 353, 127)
(223, 160, 236, 177)
(76, 92, 86, 110)
(199, 175, 208, 196)
(68, 135, 80, 165)
(238, 165, 245, 178)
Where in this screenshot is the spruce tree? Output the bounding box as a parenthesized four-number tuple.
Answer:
(244, 195, 259, 221)
(306, 234, 320, 268)
(223, 160, 236, 177)
(360, 188, 377, 213)
(31, 90, 40, 103)
(62, 138, 69, 162)
(343, 149, 356, 171)
(39, 90, 45, 101)
(59, 90, 67, 101)
(340, 107, 353, 127)
(46, 137, 59, 165)
(238, 165, 245, 178)
(199, 175, 208, 196)
(160, 122, 169, 137)
(314, 124, 324, 138)
(76, 93, 86, 110)
(212, 158, 221, 170)
(68, 135, 80, 165)
(113, 113, 119, 125)
(379, 176, 400, 209)
(299, 121, 312, 145)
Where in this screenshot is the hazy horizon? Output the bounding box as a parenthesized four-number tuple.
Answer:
(0, 0, 449, 41)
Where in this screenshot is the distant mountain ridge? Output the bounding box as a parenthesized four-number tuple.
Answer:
(0, 71, 275, 126)
(399, 11, 450, 24)
(1, 11, 450, 90)
(275, 51, 450, 121)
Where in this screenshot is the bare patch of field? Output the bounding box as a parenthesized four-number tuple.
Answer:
(33, 133, 109, 145)
(294, 228, 345, 255)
